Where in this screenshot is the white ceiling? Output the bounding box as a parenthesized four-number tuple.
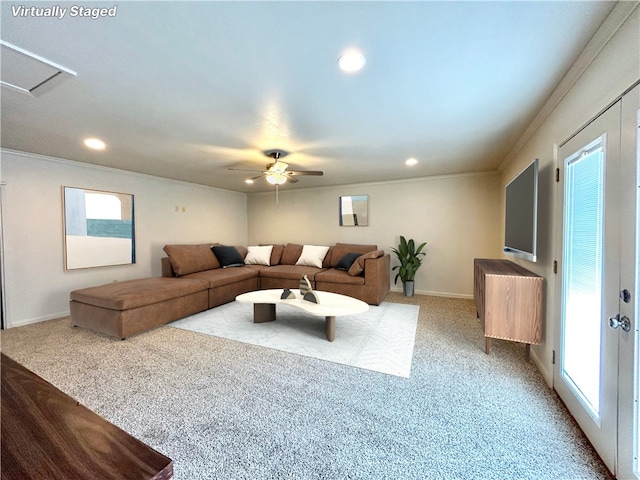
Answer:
(1, 1, 615, 192)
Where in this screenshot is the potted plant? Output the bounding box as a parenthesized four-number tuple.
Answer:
(391, 236, 427, 297)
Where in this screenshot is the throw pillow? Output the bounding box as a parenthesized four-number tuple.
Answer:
(295, 245, 330, 269)
(244, 245, 273, 266)
(348, 249, 385, 276)
(335, 252, 362, 271)
(211, 246, 245, 268)
(330, 243, 377, 267)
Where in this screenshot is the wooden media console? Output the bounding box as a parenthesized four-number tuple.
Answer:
(1, 353, 173, 480)
(473, 258, 543, 358)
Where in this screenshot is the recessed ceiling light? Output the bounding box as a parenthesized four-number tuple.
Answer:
(84, 137, 106, 150)
(405, 158, 418, 166)
(244, 179, 254, 185)
(338, 50, 366, 73)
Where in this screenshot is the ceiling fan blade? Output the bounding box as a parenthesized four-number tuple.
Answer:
(286, 175, 300, 183)
(288, 170, 324, 176)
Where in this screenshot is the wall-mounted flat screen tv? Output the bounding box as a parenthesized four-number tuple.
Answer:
(504, 158, 538, 262)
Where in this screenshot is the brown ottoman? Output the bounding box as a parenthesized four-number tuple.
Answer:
(70, 277, 209, 339)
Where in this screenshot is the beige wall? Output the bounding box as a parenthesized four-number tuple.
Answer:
(1, 151, 248, 327)
(2, 150, 500, 326)
(248, 172, 502, 298)
(498, 4, 639, 384)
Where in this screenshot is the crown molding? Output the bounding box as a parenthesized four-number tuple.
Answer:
(0, 148, 245, 196)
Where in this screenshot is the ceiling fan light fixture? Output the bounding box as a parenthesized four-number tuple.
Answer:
(266, 172, 287, 185)
(227, 150, 322, 190)
(270, 160, 289, 173)
(338, 50, 366, 73)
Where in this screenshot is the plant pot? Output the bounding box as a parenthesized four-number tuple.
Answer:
(403, 281, 415, 297)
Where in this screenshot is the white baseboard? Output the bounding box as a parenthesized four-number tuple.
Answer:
(7, 311, 69, 329)
(389, 287, 474, 300)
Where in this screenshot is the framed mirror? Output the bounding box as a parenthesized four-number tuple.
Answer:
(63, 186, 135, 270)
(340, 195, 369, 226)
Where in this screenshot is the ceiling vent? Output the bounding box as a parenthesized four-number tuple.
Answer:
(0, 40, 76, 96)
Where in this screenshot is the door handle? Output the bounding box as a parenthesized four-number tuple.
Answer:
(608, 314, 631, 332)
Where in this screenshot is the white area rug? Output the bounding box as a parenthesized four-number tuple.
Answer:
(170, 301, 419, 377)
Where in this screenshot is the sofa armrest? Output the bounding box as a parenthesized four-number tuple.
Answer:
(161, 257, 176, 277)
(364, 254, 390, 289)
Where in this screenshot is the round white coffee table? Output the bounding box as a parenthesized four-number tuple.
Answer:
(235, 289, 369, 342)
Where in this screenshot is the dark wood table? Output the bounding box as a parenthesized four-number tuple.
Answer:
(1, 353, 173, 479)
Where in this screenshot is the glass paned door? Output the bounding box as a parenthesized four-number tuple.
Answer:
(561, 138, 605, 420)
(555, 101, 622, 473)
(556, 85, 639, 479)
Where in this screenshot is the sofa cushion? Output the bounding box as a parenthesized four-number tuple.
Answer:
(182, 266, 260, 288)
(266, 244, 285, 265)
(315, 268, 366, 285)
(244, 245, 273, 266)
(212, 246, 245, 268)
(163, 244, 220, 275)
(70, 277, 209, 310)
(322, 246, 334, 268)
(259, 265, 325, 281)
(234, 245, 248, 259)
(348, 249, 385, 276)
(330, 243, 377, 267)
(280, 243, 303, 265)
(335, 252, 362, 271)
(295, 245, 330, 268)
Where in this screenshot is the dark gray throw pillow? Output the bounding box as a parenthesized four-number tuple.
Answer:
(211, 246, 245, 268)
(335, 252, 362, 271)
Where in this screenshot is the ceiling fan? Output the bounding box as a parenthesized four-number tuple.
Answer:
(229, 149, 323, 186)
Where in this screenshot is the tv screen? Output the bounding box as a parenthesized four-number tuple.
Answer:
(504, 158, 538, 262)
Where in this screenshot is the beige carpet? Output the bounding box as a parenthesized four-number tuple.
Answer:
(0, 293, 612, 480)
(170, 300, 419, 377)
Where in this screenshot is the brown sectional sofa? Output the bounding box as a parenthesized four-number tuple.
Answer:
(161, 242, 390, 307)
(70, 242, 389, 339)
(70, 277, 209, 339)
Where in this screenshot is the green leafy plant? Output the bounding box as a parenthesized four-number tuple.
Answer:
(391, 236, 427, 285)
